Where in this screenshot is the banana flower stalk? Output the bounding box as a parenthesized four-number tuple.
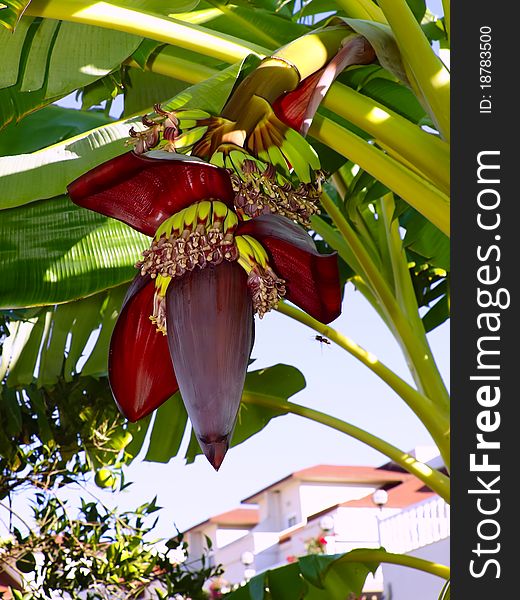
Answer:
(68, 151, 341, 469)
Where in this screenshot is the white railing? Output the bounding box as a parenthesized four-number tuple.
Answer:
(378, 497, 450, 554)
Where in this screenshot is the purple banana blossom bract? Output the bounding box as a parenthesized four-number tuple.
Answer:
(167, 262, 253, 469)
(68, 151, 341, 468)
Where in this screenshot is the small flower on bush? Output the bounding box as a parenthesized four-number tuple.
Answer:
(304, 535, 328, 555)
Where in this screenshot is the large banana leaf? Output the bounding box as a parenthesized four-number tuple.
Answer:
(123, 68, 190, 117)
(0, 196, 147, 308)
(0, 105, 113, 156)
(1, 287, 127, 387)
(180, 1, 308, 49)
(0, 1, 31, 30)
(0, 287, 128, 468)
(0, 16, 143, 130)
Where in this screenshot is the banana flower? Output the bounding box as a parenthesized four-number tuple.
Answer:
(68, 151, 341, 469)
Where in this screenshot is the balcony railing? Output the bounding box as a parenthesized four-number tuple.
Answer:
(378, 497, 450, 554)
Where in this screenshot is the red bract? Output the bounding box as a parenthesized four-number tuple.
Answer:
(239, 215, 340, 325)
(68, 151, 234, 236)
(68, 151, 341, 469)
(273, 35, 376, 135)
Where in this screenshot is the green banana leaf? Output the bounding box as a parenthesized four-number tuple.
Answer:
(0, 196, 147, 308)
(0, 0, 31, 31)
(1, 286, 126, 386)
(0, 105, 113, 156)
(125, 0, 201, 13)
(0, 17, 142, 130)
(123, 68, 190, 118)
(227, 550, 379, 600)
(181, 1, 308, 49)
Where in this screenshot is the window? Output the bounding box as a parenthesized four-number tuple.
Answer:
(287, 515, 297, 528)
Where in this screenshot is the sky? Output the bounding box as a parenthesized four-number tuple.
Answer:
(4, 0, 449, 539)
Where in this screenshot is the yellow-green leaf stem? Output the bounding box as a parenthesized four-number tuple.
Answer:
(223, 28, 357, 120)
(26, 0, 267, 63)
(243, 391, 450, 503)
(276, 302, 450, 457)
(322, 83, 450, 193)
(334, 0, 386, 23)
(378, 194, 450, 409)
(310, 114, 450, 236)
(377, 0, 450, 141)
(319, 191, 451, 422)
(130, 48, 216, 86)
(273, 27, 354, 81)
(336, 549, 450, 579)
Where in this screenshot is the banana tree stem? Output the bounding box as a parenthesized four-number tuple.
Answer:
(337, 549, 450, 579)
(377, 0, 450, 141)
(243, 392, 450, 503)
(322, 83, 450, 193)
(276, 302, 450, 457)
(26, 0, 267, 64)
(273, 27, 352, 81)
(319, 190, 450, 403)
(309, 114, 450, 236)
(379, 194, 451, 411)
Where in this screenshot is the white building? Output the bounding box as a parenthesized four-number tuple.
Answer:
(185, 452, 450, 599)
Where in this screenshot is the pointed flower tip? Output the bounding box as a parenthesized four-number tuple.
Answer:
(199, 436, 231, 471)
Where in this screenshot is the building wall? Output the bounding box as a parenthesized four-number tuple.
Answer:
(216, 528, 250, 548)
(334, 506, 401, 552)
(187, 523, 218, 559)
(276, 481, 303, 529)
(255, 489, 287, 531)
(382, 538, 450, 600)
(299, 483, 378, 519)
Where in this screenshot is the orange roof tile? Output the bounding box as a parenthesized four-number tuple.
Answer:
(210, 508, 260, 527)
(341, 477, 436, 508)
(242, 465, 408, 504)
(185, 507, 259, 533)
